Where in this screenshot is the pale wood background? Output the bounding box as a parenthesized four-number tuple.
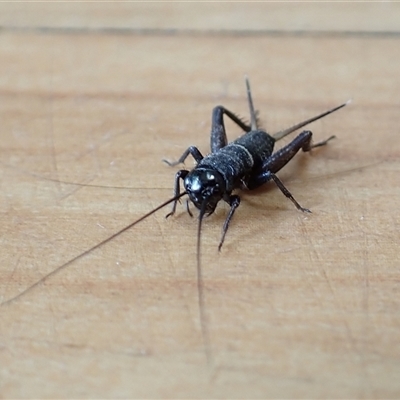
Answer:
(1, 3, 400, 398)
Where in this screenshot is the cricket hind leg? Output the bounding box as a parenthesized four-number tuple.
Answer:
(211, 77, 260, 152)
(261, 130, 335, 175)
(164, 106, 252, 166)
(250, 171, 312, 213)
(210, 106, 252, 153)
(245, 130, 335, 212)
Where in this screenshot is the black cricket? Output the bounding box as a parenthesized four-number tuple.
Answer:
(164, 77, 347, 252)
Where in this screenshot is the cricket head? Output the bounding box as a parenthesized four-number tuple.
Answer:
(184, 168, 225, 214)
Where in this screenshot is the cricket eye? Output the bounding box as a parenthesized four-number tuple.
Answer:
(206, 172, 215, 181)
(184, 175, 200, 193)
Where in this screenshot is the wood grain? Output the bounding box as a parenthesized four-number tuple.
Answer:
(1, 3, 400, 398)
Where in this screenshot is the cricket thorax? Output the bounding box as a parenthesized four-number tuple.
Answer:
(197, 144, 254, 192)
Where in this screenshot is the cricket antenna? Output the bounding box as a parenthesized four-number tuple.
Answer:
(196, 197, 212, 365)
(245, 75, 258, 130)
(1, 191, 187, 307)
(273, 99, 351, 141)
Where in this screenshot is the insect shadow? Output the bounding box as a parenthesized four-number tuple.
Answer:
(1, 77, 349, 365)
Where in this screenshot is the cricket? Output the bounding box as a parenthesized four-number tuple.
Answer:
(2, 77, 348, 362)
(163, 77, 348, 257)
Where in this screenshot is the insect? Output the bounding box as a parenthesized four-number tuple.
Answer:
(163, 77, 348, 256)
(2, 77, 348, 364)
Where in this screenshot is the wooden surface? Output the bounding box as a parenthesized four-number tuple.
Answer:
(1, 3, 400, 398)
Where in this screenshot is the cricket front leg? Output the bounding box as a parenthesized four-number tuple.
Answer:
(218, 195, 241, 251)
(166, 169, 189, 218)
(163, 146, 204, 166)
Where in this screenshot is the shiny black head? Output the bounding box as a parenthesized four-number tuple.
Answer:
(184, 168, 225, 214)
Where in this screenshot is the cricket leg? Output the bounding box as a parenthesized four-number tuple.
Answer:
(218, 195, 241, 251)
(163, 146, 204, 166)
(245, 130, 335, 212)
(185, 199, 193, 217)
(260, 130, 335, 174)
(166, 169, 189, 218)
(210, 106, 252, 153)
(247, 170, 311, 213)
